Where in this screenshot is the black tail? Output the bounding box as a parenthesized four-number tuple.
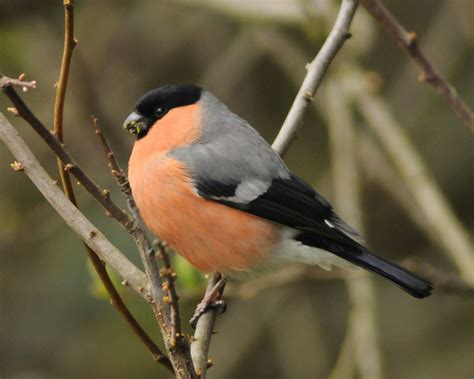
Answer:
(296, 233, 433, 298)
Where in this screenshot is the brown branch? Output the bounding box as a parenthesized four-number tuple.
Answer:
(1, 77, 196, 375)
(361, 0, 474, 131)
(49, 2, 171, 369)
(1, 79, 133, 230)
(91, 116, 128, 189)
(402, 259, 474, 296)
(156, 243, 185, 350)
(0, 113, 147, 296)
(91, 118, 194, 376)
(272, 0, 359, 155)
(54, 0, 77, 201)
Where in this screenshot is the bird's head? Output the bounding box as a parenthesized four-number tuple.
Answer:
(123, 84, 202, 139)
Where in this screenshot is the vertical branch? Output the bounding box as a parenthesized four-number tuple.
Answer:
(327, 330, 355, 379)
(191, 273, 223, 379)
(49, 1, 172, 372)
(188, 29, 267, 374)
(54, 0, 77, 198)
(92, 118, 195, 377)
(347, 68, 474, 285)
(272, 0, 359, 156)
(361, 0, 474, 131)
(325, 79, 384, 379)
(157, 242, 184, 349)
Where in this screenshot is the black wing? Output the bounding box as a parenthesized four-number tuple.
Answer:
(197, 172, 363, 246)
(196, 172, 432, 298)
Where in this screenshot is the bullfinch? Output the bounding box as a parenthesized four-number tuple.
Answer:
(123, 84, 432, 299)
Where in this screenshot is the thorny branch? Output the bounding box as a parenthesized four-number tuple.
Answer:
(361, 0, 474, 131)
(272, 0, 359, 156)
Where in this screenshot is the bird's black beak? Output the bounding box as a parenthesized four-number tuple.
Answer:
(123, 111, 147, 136)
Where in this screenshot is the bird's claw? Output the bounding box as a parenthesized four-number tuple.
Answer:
(190, 276, 227, 328)
(189, 298, 227, 328)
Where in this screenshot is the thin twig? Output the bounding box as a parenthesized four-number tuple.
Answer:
(156, 243, 185, 350)
(91, 117, 193, 376)
(0, 73, 36, 91)
(402, 259, 474, 296)
(1, 79, 133, 230)
(91, 116, 129, 189)
(49, 4, 171, 367)
(346, 68, 474, 285)
(226, 265, 355, 300)
(0, 113, 147, 296)
(361, 0, 474, 131)
(53, 0, 77, 201)
(1, 77, 195, 375)
(272, 0, 359, 156)
(259, 29, 474, 292)
(325, 78, 384, 379)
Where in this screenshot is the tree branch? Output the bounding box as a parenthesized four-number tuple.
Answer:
(1, 76, 196, 375)
(191, 273, 224, 379)
(91, 118, 194, 376)
(48, 2, 172, 370)
(402, 259, 474, 296)
(54, 0, 77, 200)
(361, 0, 474, 131)
(257, 29, 474, 293)
(325, 78, 384, 379)
(0, 113, 148, 297)
(346, 68, 474, 285)
(1, 79, 133, 230)
(0, 73, 36, 92)
(272, 0, 359, 156)
(187, 28, 270, 374)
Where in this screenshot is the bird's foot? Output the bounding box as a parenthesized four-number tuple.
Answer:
(190, 276, 227, 328)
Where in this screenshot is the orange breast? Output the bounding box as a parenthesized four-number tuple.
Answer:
(128, 105, 280, 272)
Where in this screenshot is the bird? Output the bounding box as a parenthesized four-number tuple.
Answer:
(123, 84, 433, 301)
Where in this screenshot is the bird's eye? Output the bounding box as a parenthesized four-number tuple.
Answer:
(155, 107, 167, 118)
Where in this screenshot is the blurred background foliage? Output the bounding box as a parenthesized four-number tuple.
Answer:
(0, 0, 473, 378)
